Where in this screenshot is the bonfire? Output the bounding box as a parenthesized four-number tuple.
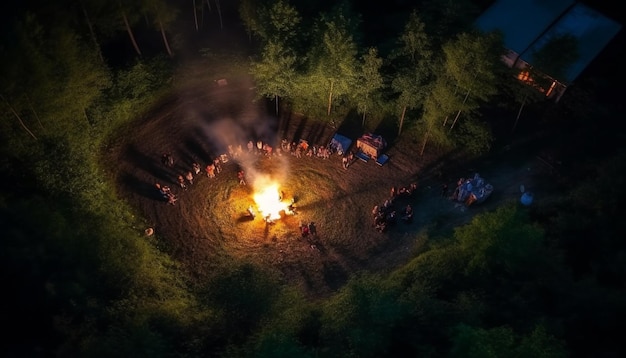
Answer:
(253, 183, 290, 221)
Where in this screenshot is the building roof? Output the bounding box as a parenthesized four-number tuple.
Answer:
(475, 0, 622, 83)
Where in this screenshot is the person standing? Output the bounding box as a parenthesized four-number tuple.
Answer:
(167, 192, 177, 205)
(177, 175, 187, 190)
(213, 157, 222, 174)
(206, 164, 215, 178)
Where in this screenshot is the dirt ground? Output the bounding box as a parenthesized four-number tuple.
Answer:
(103, 64, 559, 298)
(101, 3, 563, 298)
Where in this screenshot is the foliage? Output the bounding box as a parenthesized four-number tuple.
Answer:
(0, 189, 200, 357)
(453, 116, 493, 156)
(442, 31, 504, 105)
(2, 1, 625, 357)
(238, 0, 302, 46)
(206, 262, 285, 345)
(420, 0, 482, 46)
(353, 47, 384, 127)
(449, 323, 566, 358)
(306, 8, 360, 120)
(454, 204, 545, 275)
(250, 40, 298, 109)
(390, 10, 436, 135)
(318, 274, 410, 357)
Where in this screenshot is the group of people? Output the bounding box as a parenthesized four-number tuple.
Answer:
(156, 151, 231, 206)
(450, 173, 493, 207)
(155, 183, 178, 205)
(224, 137, 347, 162)
(371, 182, 418, 232)
(153, 137, 351, 237)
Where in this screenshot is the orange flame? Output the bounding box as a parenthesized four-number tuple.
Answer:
(253, 183, 288, 221)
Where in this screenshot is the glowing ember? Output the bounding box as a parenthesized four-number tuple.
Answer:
(253, 183, 288, 221)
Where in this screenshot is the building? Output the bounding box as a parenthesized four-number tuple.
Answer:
(475, 0, 622, 101)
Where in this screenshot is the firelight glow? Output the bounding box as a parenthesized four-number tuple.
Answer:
(253, 183, 288, 221)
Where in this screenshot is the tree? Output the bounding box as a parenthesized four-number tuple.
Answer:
(142, 0, 179, 57)
(79, 0, 105, 62)
(118, 0, 143, 56)
(419, 76, 458, 156)
(442, 32, 504, 131)
(238, 0, 261, 42)
(266, 0, 301, 47)
(301, 6, 360, 122)
(498, 64, 547, 132)
(454, 204, 544, 276)
(251, 40, 297, 114)
(390, 11, 434, 136)
(248, 0, 301, 115)
(354, 47, 384, 128)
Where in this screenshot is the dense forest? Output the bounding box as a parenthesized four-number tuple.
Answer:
(1, 0, 625, 357)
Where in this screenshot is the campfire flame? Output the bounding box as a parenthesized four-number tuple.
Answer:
(253, 183, 288, 221)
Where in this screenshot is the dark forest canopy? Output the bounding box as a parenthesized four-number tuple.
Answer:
(1, 0, 625, 357)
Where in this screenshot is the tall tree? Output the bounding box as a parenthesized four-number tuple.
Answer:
(266, 0, 301, 47)
(419, 74, 458, 156)
(118, 0, 143, 56)
(251, 40, 297, 115)
(442, 32, 504, 131)
(239, 0, 302, 49)
(248, 0, 301, 115)
(79, 0, 105, 62)
(238, 0, 261, 43)
(142, 0, 179, 57)
(390, 11, 434, 136)
(305, 7, 359, 122)
(354, 47, 384, 128)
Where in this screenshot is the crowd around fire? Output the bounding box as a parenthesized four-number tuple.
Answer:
(153, 136, 364, 207)
(152, 136, 428, 238)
